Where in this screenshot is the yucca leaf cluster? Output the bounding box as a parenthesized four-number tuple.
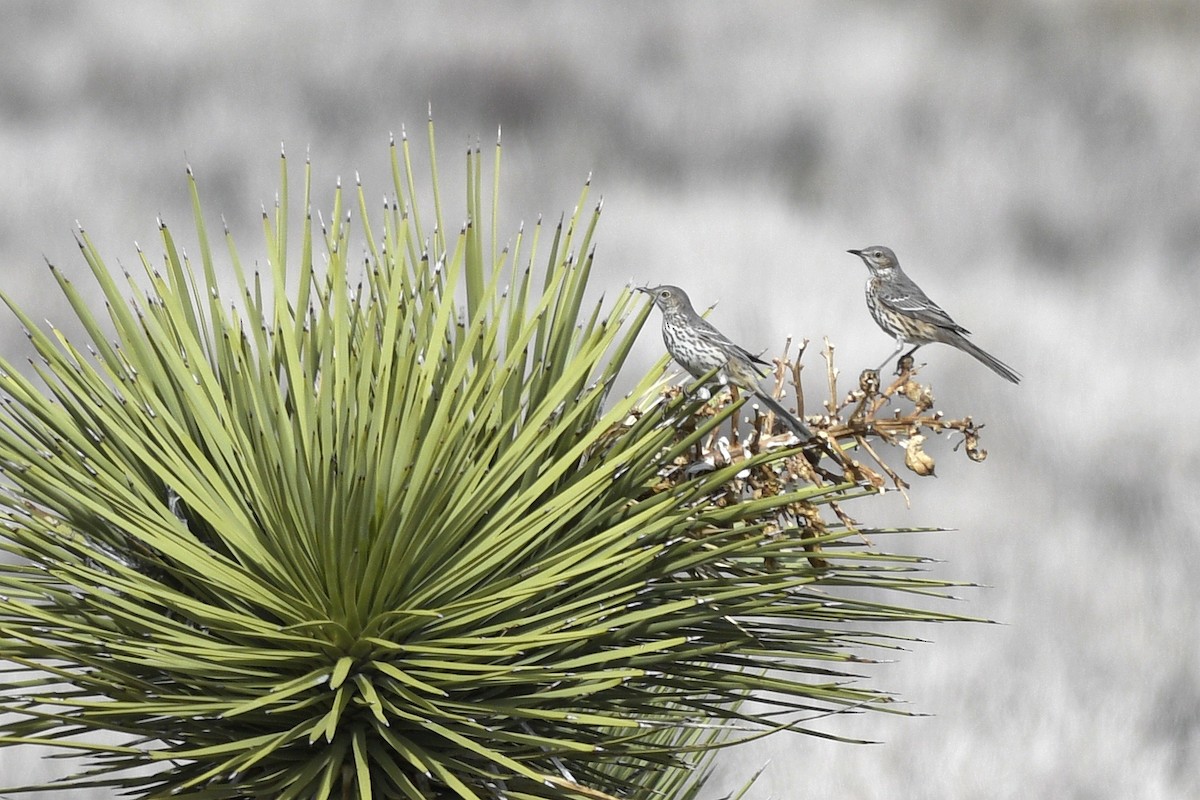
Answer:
(0, 128, 975, 799)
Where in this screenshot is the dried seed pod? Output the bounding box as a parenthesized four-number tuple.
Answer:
(851, 462, 887, 489)
(903, 434, 936, 477)
(901, 379, 935, 412)
(787, 502, 830, 569)
(789, 451, 821, 485)
(859, 368, 880, 396)
(963, 428, 988, 462)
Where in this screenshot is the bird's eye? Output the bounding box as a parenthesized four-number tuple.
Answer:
(659, 290, 670, 298)
(872, 250, 883, 259)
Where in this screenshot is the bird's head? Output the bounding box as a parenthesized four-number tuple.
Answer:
(847, 245, 899, 275)
(637, 284, 693, 315)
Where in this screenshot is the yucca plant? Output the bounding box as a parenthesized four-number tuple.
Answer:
(0, 124, 986, 799)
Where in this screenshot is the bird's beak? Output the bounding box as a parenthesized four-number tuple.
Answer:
(846, 249, 863, 257)
(635, 285, 651, 295)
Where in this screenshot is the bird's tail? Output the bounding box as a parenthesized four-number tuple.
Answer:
(951, 334, 1022, 384)
(751, 390, 813, 439)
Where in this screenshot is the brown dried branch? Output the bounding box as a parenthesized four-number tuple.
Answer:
(607, 342, 992, 568)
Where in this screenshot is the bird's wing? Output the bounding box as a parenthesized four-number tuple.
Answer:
(880, 274, 970, 334)
(692, 316, 769, 376)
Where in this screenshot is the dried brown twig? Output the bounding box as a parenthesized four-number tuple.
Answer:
(624, 340, 991, 567)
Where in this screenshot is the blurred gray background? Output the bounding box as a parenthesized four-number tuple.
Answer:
(2, 1, 1198, 798)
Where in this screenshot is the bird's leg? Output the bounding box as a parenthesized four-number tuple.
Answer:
(875, 337, 907, 374)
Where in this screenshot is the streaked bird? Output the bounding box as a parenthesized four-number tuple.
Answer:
(847, 245, 1021, 384)
(638, 284, 813, 439)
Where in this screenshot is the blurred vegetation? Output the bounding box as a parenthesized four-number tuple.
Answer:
(5, 2, 1200, 286)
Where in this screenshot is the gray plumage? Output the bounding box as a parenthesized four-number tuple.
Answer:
(638, 284, 813, 439)
(847, 246, 1021, 384)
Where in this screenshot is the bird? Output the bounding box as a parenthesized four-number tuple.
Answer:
(847, 245, 1021, 384)
(637, 284, 814, 439)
